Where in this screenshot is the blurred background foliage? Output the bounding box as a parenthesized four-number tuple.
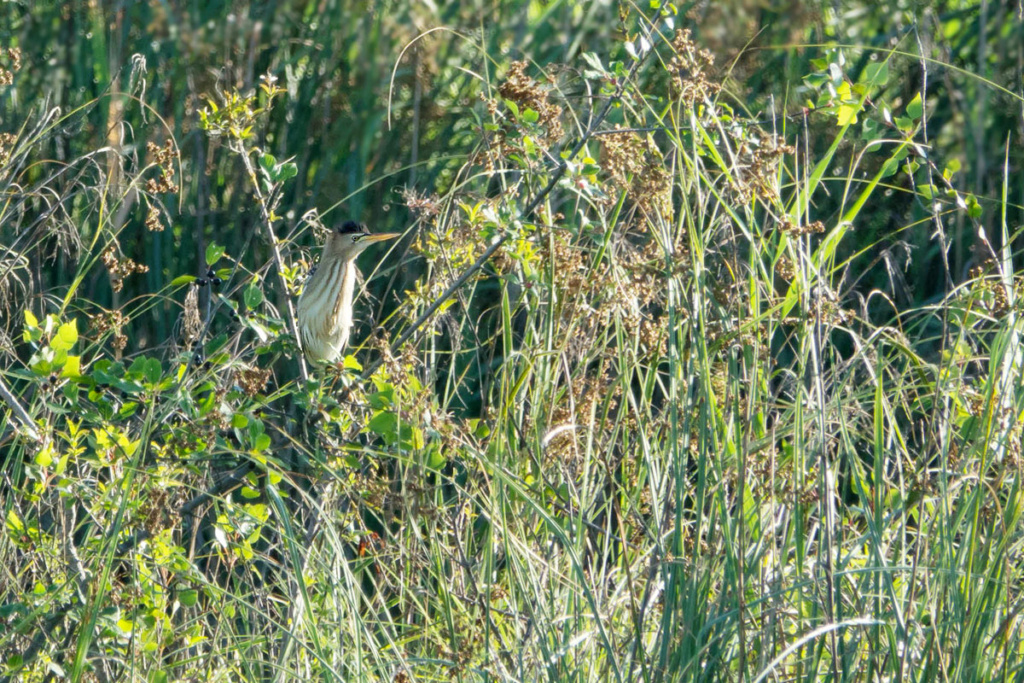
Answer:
(1, 0, 1020, 360)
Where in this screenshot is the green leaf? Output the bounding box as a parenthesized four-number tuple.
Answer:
(170, 275, 196, 287)
(836, 103, 859, 126)
(52, 320, 78, 352)
(581, 52, 607, 77)
(828, 62, 843, 83)
(906, 93, 923, 119)
(368, 385, 395, 409)
(368, 411, 398, 443)
(244, 284, 264, 309)
(863, 61, 889, 87)
(179, 589, 200, 608)
(35, 446, 53, 467)
(426, 445, 446, 470)
(144, 358, 162, 384)
(62, 356, 81, 378)
(943, 158, 961, 180)
(967, 194, 983, 218)
(259, 153, 277, 174)
(205, 243, 225, 266)
(803, 73, 828, 89)
(894, 115, 914, 133)
(470, 418, 491, 438)
(504, 99, 519, 119)
(23, 310, 42, 343)
(277, 162, 298, 181)
(128, 357, 148, 378)
(860, 117, 880, 141)
(401, 425, 425, 451)
(522, 108, 539, 124)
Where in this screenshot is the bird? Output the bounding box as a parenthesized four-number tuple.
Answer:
(297, 220, 399, 364)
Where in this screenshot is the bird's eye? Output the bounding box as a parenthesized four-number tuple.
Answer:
(351, 234, 363, 242)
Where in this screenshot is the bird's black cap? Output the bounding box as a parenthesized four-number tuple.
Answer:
(337, 220, 368, 235)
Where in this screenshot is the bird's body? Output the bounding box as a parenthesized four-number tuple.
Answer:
(297, 221, 399, 364)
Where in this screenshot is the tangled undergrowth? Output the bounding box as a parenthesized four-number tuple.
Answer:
(2, 3, 1024, 682)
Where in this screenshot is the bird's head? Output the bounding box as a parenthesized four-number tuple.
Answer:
(325, 220, 401, 260)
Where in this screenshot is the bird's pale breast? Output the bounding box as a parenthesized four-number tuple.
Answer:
(297, 257, 357, 363)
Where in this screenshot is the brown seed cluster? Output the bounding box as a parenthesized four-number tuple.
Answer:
(810, 298, 855, 326)
(779, 298, 855, 328)
(540, 233, 589, 296)
(369, 330, 420, 387)
(633, 163, 673, 221)
(480, 61, 565, 174)
(602, 128, 672, 221)
(402, 187, 441, 219)
(235, 365, 272, 398)
(541, 234, 684, 365)
(102, 246, 149, 293)
(91, 309, 129, 353)
(777, 217, 825, 237)
(145, 139, 179, 194)
(535, 233, 603, 361)
(603, 128, 646, 188)
(637, 315, 667, 357)
(776, 253, 797, 283)
(967, 265, 1014, 318)
(667, 30, 720, 105)
(737, 136, 795, 205)
(0, 47, 22, 86)
(144, 204, 164, 232)
(0, 132, 16, 168)
(497, 61, 563, 144)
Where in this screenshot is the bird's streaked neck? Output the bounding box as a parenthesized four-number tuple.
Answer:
(335, 257, 358, 340)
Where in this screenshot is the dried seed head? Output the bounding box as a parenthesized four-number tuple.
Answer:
(0, 47, 22, 86)
(102, 247, 149, 293)
(183, 285, 202, 346)
(667, 30, 721, 105)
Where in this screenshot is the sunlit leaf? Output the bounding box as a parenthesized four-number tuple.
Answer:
(52, 320, 78, 352)
(205, 243, 225, 266)
(907, 93, 923, 119)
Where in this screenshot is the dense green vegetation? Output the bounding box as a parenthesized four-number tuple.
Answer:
(2, 1, 1024, 680)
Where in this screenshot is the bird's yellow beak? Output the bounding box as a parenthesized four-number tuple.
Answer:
(361, 232, 401, 243)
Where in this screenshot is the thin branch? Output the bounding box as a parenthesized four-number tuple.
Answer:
(237, 145, 310, 382)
